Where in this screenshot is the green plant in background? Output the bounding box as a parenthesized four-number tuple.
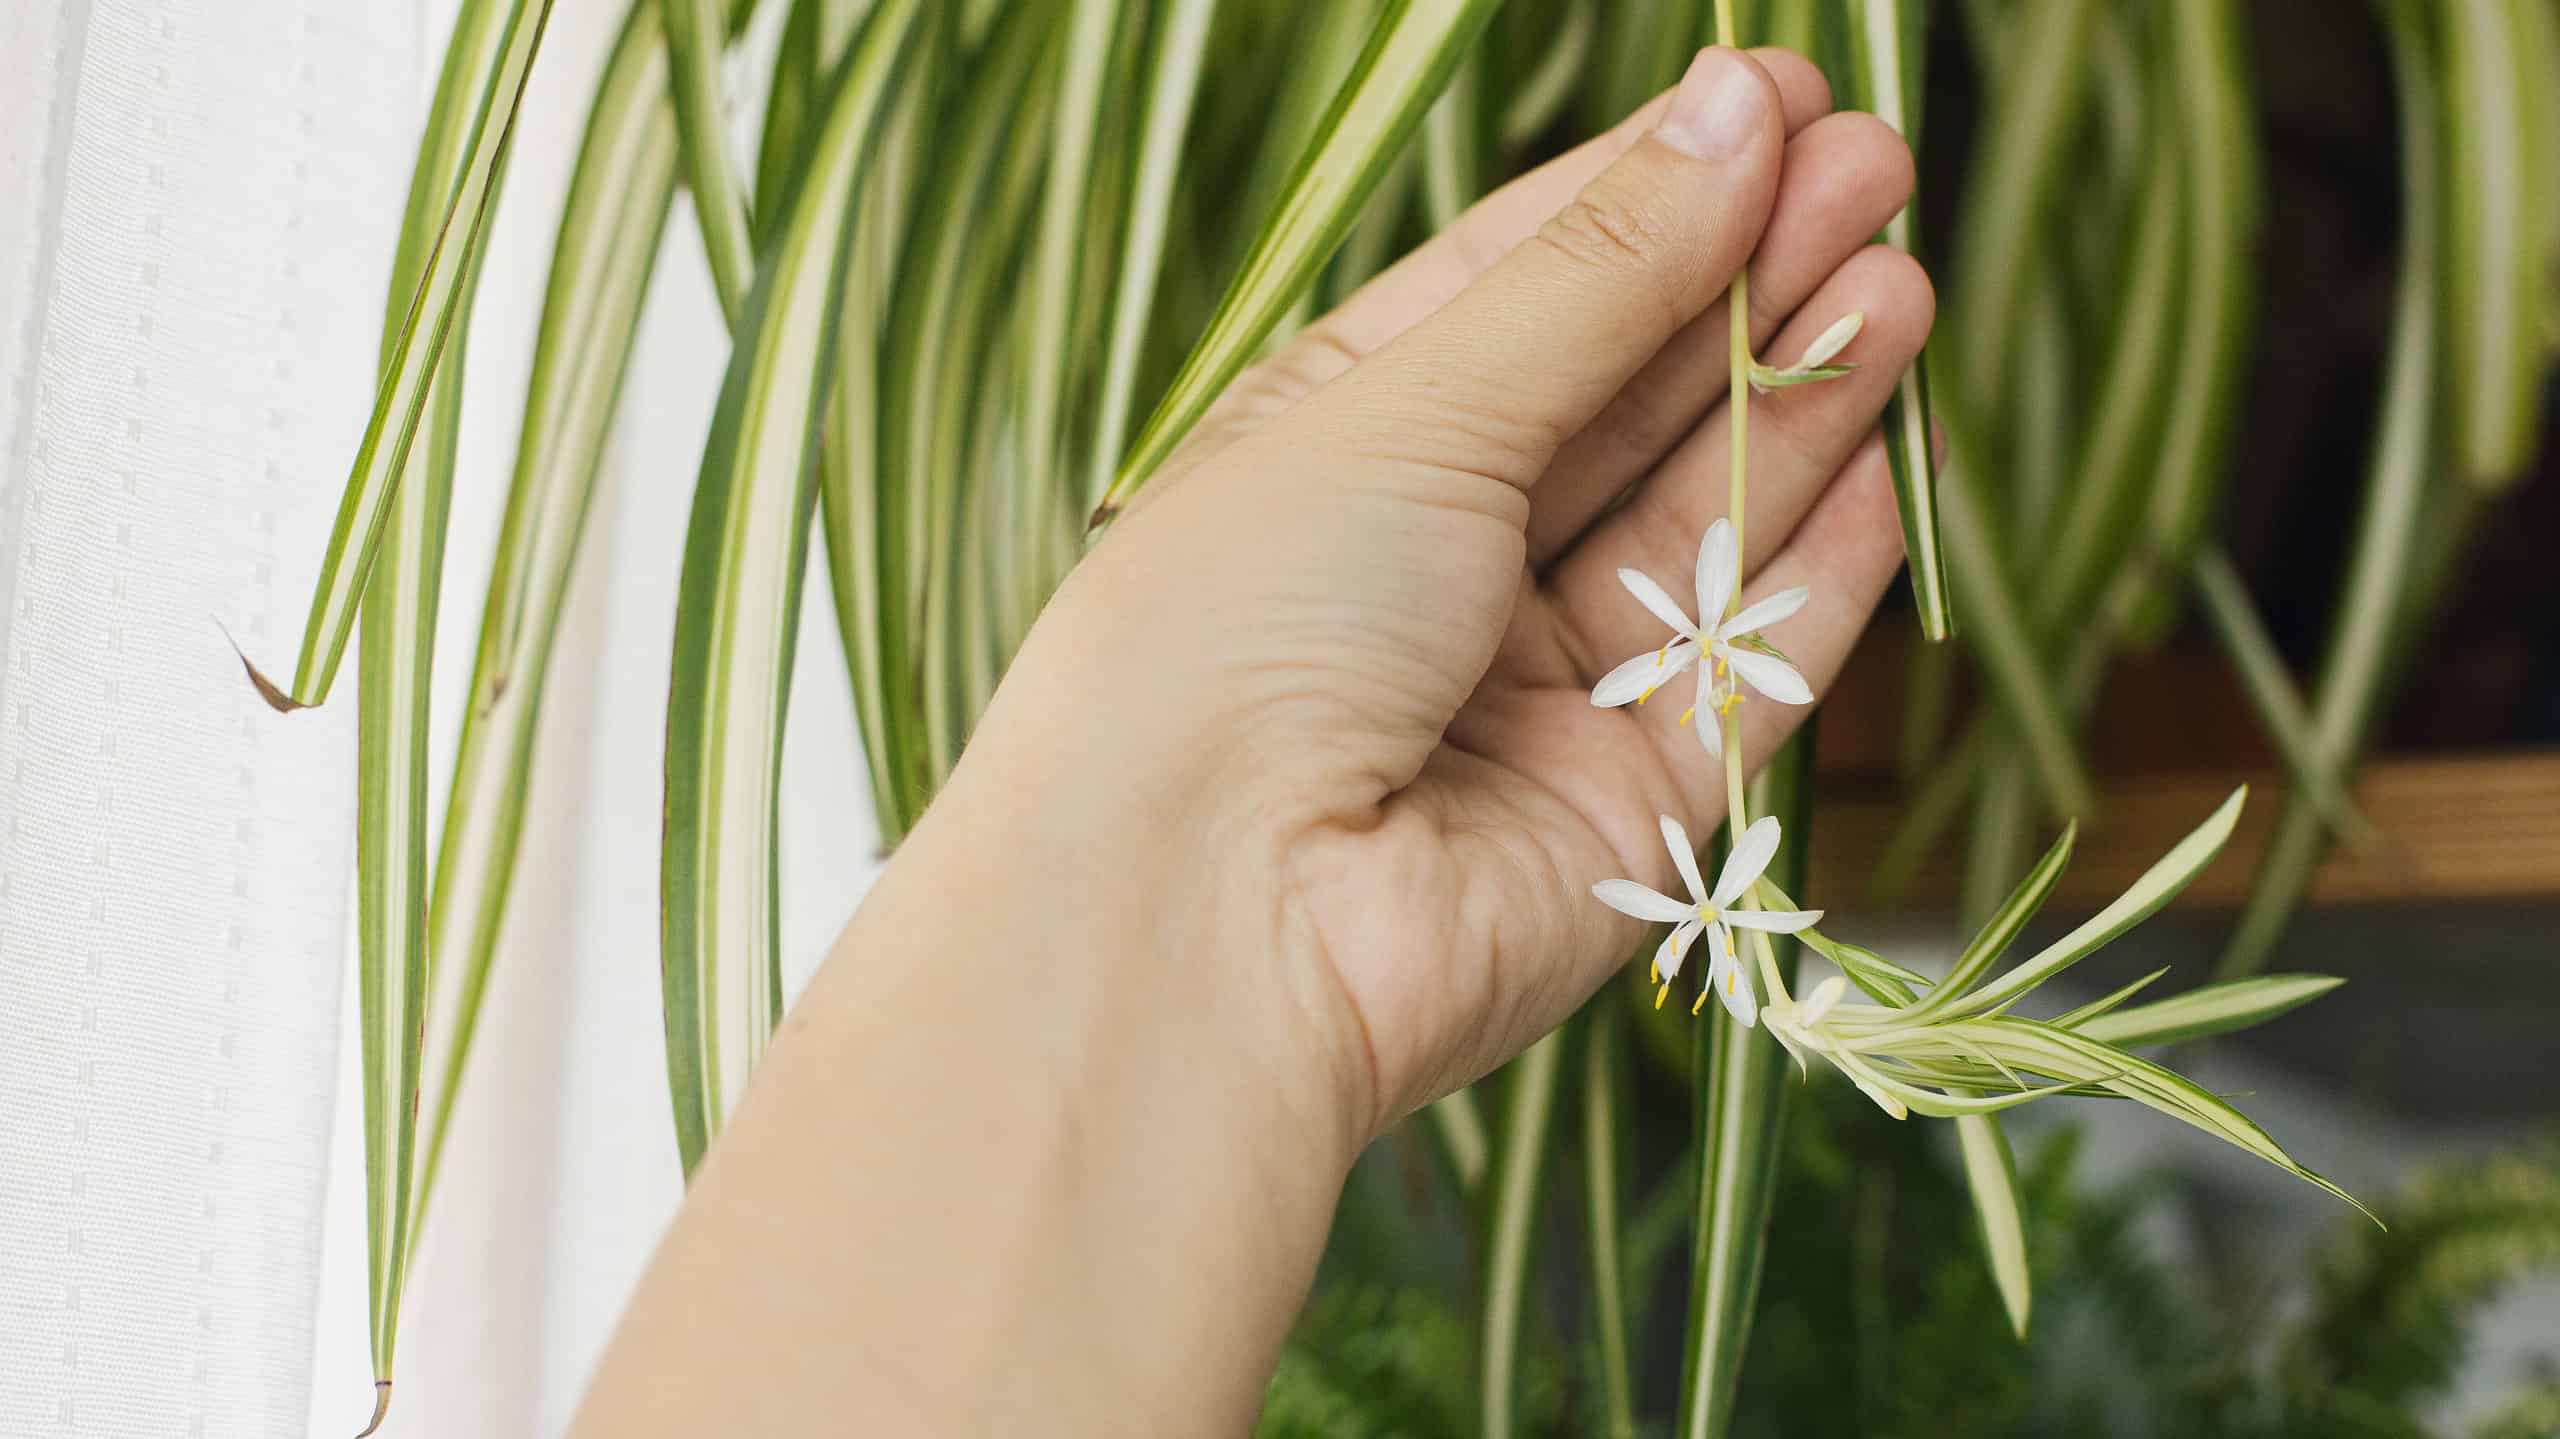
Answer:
(244, 0, 2556, 1429)
(1264, 1098, 2560, 1439)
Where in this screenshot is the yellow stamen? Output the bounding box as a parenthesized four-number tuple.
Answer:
(1678, 706, 1695, 728)
(1654, 981, 1670, 1010)
(1649, 957, 1661, 985)
(1725, 970, 1737, 996)
(1690, 989, 1710, 1016)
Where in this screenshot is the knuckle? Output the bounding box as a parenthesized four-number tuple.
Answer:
(1538, 189, 1676, 280)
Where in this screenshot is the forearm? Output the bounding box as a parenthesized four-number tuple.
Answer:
(570, 748, 1360, 1434)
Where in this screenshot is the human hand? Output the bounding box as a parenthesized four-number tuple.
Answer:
(580, 47, 1934, 1435)
(970, 44, 1930, 1135)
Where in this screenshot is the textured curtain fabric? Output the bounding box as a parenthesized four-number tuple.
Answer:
(0, 1, 414, 1435)
(3, 3, 881, 1433)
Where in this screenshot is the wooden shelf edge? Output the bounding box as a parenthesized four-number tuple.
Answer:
(1809, 749, 2560, 912)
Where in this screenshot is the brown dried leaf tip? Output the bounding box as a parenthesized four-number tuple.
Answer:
(354, 1380, 391, 1438)
(214, 619, 310, 713)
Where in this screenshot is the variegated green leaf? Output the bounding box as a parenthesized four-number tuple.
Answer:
(2047, 965, 2169, 1030)
(2442, 0, 2547, 487)
(255, 0, 555, 713)
(416, 0, 689, 1248)
(1944, 0, 2095, 422)
(2221, 0, 2442, 979)
(1913, 821, 2074, 1016)
(2191, 546, 2377, 844)
(2135, 0, 2259, 598)
(1837, 0, 1954, 641)
(2078, 974, 2345, 1049)
(1955, 788, 2245, 1020)
(1677, 729, 1813, 1439)
(344, 4, 533, 1426)
(1934, 457, 2099, 821)
(1582, 1003, 1636, 1439)
(661, 0, 928, 1176)
(1938, 1017, 2375, 1221)
(662, 0, 762, 319)
(884, 8, 1060, 800)
(1095, 0, 1502, 521)
(1481, 1027, 1564, 1439)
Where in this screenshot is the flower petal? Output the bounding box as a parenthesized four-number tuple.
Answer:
(1589, 640, 1699, 707)
(1616, 568, 1697, 636)
(1724, 646, 1813, 705)
(1656, 917, 1704, 980)
(1718, 585, 1809, 639)
(1723, 906, 1822, 934)
(1709, 815, 1783, 907)
(1591, 879, 1694, 924)
(1696, 704, 1724, 757)
(1659, 814, 1708, 904)
(1797, 974, 1848, 1028)
(1793, 310, 1865, 370)
(1708, 926, 1757, 1025)
(1694, 518, 1739, 625)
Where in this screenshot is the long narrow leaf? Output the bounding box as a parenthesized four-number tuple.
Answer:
(2191, 546, 2377, 844)
(1838, 0, 1954, 641)
(2077, 974, 2345, 1049)
(1935, 455, 2100, 820)
(1583, 1003, 1636, 1439)
(344, 5, 530, 1427)
(1957, 788, 2246, 1019)
(1944, 0, 2095, 420)
(1009, 0, 1129, 642)
(1677, 729, 1814, 1439)
(2220, 0, 2442, 978)
(1907, 822, 2074, 1019)
(884, 10, 1061, 801)
(416, 0, 688, 1243)
(1480, 1028, 1564, 1439)
(817, 13, 937, 844)
(256, 0, 555, 711)
(1086, 1, 1223, 510)
(2134, 0, 2259, 603)
(662, 0, 761, 319)
(2442, 0, 2545, 487)
(1953, 1110, 2031, 1335)
(661, 0, 928, 1176)
(1095, 0, 1501, 522)
(1938, 1018, 2374, 1220)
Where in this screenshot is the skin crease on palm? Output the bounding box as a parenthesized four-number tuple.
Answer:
(571, 46, 1934, 1436)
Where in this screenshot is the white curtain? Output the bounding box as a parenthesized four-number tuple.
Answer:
(2, 3, 879, 1435)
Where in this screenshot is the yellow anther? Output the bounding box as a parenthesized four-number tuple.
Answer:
(1690, 989, 1710, 1016)
(1654, 981, 1671, 1010)
(1678, 706, 1695, 728)
(1636, 685, 1655, 706)
(1649, 958, 1661, 985)
(1725, 970, 1737, 996)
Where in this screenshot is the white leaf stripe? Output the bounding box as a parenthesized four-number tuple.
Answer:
(661, 0, 930, 1175)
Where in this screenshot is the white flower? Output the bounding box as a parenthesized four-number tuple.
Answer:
(1589, 521, 1814, 754)
(1591, 813, 1822, 1022)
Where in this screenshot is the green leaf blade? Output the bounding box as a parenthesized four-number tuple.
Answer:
(661, 0, 929, 1176)
(275, 0, 556, 709)
(1096, 0, 1501, 522)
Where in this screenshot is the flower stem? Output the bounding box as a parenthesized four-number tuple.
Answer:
(1711, 4, 1784, 1011)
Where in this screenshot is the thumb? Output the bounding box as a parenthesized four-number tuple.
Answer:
(1308, 47, 1786, 493)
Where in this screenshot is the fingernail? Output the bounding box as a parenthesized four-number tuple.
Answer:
(1655, 48, 1764, 159)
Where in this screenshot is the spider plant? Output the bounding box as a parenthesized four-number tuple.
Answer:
(255, 0, 2551, 1430)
